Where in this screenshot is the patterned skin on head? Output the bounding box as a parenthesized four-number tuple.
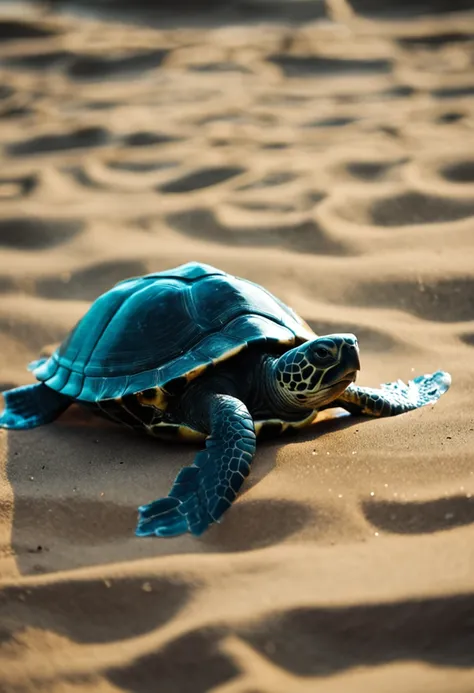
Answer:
(273, 333, 360, 410)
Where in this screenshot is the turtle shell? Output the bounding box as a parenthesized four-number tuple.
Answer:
(32, 262, 315, 402)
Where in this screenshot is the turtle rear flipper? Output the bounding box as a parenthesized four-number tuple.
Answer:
(336, 370, 451, 417)
(0, 383, 70, 430)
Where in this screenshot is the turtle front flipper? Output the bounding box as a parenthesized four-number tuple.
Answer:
(335, 370, 451, 417)
(136, 395, 256, 537)
(0, 383, 70, 429)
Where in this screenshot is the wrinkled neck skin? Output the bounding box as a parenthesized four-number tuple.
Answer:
(250, 354, 314, 421)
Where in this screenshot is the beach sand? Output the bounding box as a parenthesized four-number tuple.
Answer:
(0, 1, 473, 691)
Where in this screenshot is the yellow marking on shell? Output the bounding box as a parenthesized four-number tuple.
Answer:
(137, 387, 168, 411)
(185, 363, 209, 383)
(254, 421, 266, 436)
(212, 343, 247, 366)
(144, 422, 178, 440)
(255, 410, 318, 437)
(254, 419, 284, 436)
(277, 335, 296, 346)
(145, 421, 206, 443)
(178, 426, 207, 442)
(276, 322, 315, 347)
(287, 410, 319, 430)
(185, 344, 247, 382)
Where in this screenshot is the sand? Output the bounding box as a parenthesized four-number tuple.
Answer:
(0, 0, 473, 691)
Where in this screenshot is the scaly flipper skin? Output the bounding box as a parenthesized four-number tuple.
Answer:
(136, 395, 257, 537)
(335, 370, 451, 417)
(0, 383, 70, 430)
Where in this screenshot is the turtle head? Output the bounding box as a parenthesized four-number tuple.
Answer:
(273, 334, 360, 410)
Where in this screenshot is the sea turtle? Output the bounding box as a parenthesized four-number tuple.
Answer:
(0, 262, 450, 537)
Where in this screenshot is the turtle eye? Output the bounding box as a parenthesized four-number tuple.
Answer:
(315, 346, 330, 359)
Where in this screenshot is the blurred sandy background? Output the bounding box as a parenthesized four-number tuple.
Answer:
(0, 0, 473, 691)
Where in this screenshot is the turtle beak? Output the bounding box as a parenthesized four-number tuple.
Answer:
(342, 336, 361, 375)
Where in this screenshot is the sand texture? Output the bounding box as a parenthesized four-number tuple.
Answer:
(0, 1, 474, 691)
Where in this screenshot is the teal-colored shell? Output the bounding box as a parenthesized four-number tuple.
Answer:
(32, 262, 314, 402)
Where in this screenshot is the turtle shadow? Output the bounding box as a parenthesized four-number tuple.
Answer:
(5, 405, 368, 575)
(200, 498, 315, 552)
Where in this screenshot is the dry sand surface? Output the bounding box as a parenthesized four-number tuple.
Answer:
(0, 0, 474, 691)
